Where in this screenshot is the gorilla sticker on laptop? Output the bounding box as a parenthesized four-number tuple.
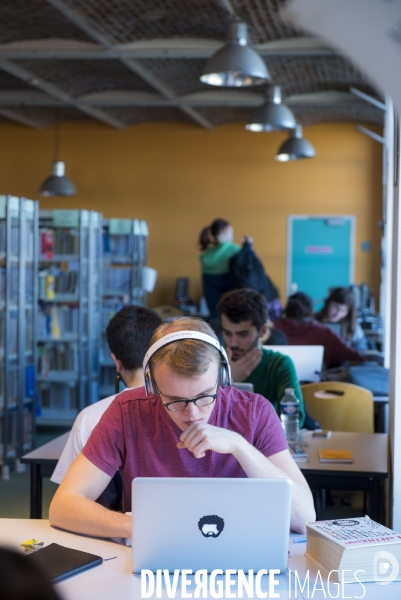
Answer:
(198, 515, 225, 538)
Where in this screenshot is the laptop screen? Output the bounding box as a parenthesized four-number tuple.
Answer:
(131, 477, 291, 574)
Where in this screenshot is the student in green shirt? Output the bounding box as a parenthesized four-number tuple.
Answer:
(217, 288, 305, 427)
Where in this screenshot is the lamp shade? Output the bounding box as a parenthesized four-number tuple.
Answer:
(200, 21, 270, 87)
(275, 125, 316, 161)
(246, 86, 296, 132)
(39, 161, 76, 196)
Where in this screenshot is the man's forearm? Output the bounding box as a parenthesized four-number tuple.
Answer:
(49, 493, 131, 539)
(232, 437, 315, 533)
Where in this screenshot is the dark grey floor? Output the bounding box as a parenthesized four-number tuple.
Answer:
(0, 426, 69, 519)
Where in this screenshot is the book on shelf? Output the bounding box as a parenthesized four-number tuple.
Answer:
(103, 232, 132, 256)
(39, 384, 79, 412)
(40, 229, 80, 257)
(39, 269, 78, 297)
(318, 449, 354, 463)
(103, 264, 131, 292)
(37, 344, 78, 375)
(54, 271, 78, 294)
(305, 516, 401, 583)
(38, 305, 79, 339)
(40, 229, 53, 257)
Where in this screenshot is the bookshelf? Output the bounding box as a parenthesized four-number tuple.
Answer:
(37, 210, 102, 426)
(100, 219, 148, 397)
(0, 196, 38, 479)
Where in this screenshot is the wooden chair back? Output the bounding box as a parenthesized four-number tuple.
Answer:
(301, 381, 374, 433)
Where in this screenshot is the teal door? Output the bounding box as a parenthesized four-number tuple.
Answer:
(288, 216, 355, 305)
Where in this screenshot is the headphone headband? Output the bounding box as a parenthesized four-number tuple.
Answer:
(143, 330, 226, 370)
(142, 330, 231, 396)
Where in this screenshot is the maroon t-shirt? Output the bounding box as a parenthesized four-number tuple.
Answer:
(273, 318, 365, 369)
(82, 385, 288, 513)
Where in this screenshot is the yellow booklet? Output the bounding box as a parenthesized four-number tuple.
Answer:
(318, 449, 354, 463)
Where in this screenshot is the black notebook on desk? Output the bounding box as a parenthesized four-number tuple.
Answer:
(27, 543, 103, 583)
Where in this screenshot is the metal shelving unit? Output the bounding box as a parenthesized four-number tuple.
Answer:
(36, 210, 102, 426)
(0, 195, 38, 479)
(100, 219, 148, 397)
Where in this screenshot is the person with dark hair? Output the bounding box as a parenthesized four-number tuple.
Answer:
(284, 292, 314, 320)
(274, 292, 367, 369)
(199, 218, 241, 319)
(315, 287, 370, 351)
(105, 305, 162, 372)
(51, 305, 162, 486)
(0, 546, 61, 600)
(217, 288, 305, 426)
(50, 316, 315, 538)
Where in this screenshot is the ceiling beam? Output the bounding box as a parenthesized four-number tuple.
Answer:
(119, 58, 213, 129)
(0, 59, 125, 128)
(44, 0, 213, 129)
(0, 108, 43, 128)
(350, 87, 387, 111)
(0, 90, 61, 106)
(0, 89, 381, 109)
(0, 37, 337, 60)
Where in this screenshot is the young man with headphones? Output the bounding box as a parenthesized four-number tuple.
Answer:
(49, 317, 315, 539)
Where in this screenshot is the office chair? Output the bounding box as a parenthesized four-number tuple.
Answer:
(300, 381, 374, 433)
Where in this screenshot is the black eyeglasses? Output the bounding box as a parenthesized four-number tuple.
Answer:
(159, 392, 218, 412)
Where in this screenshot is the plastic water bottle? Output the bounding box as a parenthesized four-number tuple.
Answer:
(280, 388, 299, 443)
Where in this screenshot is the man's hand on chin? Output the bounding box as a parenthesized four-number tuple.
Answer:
(226, 347, 262, 382)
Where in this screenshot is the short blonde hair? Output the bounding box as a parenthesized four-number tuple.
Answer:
(149, 317, 221, 378)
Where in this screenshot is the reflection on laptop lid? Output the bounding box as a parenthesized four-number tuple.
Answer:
(131, 478, 291, 573)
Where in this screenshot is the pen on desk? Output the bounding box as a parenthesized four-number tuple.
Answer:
(292, 536, 307, 543)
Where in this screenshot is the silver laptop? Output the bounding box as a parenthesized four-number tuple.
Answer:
(263, 345, 324, 383)
(131, 477, 291, 573)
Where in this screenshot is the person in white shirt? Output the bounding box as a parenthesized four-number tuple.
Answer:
(51, 305, 162, 502)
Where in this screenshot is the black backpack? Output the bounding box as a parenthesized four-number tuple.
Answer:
(229, 242, 278, 302)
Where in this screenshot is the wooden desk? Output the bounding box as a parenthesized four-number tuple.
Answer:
(298, 431, 388, 524)
(1, 519, 400, 599)
(20, 429, 389, 525)
(20, 432, 69, 519)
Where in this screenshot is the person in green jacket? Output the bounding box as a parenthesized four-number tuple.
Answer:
(217, 287, 306, 427)
(199, 218, 241, 320)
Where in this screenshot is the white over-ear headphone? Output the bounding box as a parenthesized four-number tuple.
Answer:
(142, 330, 232, 396)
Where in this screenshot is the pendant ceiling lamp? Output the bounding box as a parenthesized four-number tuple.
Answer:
(246, 85, 296, 132)
(200, 20, 270, 87)
(39, 119, 76, 196)
(275, 124, 316, 162)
